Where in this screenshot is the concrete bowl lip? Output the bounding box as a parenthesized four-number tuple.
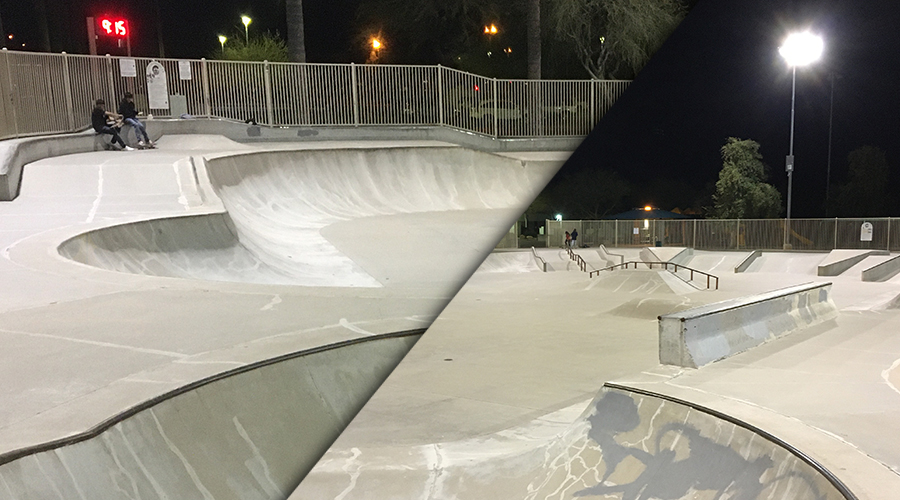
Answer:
(0, 328, 426, 468)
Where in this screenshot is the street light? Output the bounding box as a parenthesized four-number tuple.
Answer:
(218, 35, 227, 53)
(241, 15, 252, 44)
(778, 31, 823, 249)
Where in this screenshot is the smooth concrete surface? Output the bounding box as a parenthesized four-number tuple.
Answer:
(659, 282, 838, 368)
(296, 247, 900, 499)
(641, 245, 692, 264)
(1, 119, 581, 201)
(817, 249, 890, 276)
(0, 134, 568, 496)
(0, 334, 419, 500)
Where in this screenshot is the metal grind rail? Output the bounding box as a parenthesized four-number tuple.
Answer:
(566, 247, 588, 272)
(589, 261, 720, 290)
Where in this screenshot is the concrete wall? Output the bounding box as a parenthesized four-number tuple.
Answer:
(0, 119, 580, 201)
(0, 332, 420, 500)
(659, 282, 838, 368)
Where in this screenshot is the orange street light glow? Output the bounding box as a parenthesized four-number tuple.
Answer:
(644, 206, 653, 211)
(372, 38, 382, 50)
(484, 24, 498, 34)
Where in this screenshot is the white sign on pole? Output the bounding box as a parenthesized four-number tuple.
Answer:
(633, 227, 639, 235)
(145, 61, 169, 109)
(119, 58, 137, 77)
(861, 222, 874, 242)
(178, 60, 192, 80)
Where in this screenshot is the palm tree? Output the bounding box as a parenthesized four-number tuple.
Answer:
(286, 0, 306, 62)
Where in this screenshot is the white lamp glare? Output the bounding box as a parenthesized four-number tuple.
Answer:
(779, 32, 823, 67)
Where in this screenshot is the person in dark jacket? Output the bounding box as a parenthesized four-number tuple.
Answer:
(91, 99, 131, 150)
(117, 92, 153, 147)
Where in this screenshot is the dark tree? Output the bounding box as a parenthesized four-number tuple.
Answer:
(834, 145, 891, 217)
(711, 138, 781, 219)
(286, 0, 306, 62)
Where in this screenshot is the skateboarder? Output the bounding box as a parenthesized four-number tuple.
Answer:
(118, 92, 154, 148)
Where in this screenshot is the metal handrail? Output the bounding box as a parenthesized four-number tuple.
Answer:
(589, 260, 719, 290)
(566, 247, 588, 272)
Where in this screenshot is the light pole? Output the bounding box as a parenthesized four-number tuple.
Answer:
(218, 35, 227, 53)
(241, 15, 252, 44)
(778, 31, 823, 249)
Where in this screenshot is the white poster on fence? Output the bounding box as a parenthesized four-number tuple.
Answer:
(119, 58, 137, 77)
(145, 60, 169, 109)
(178, 60, 192, 80)
(861, 222, 874, 242)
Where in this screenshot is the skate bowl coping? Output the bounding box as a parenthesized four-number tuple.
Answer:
(658, 282, 837, 368)
(0, 330, 423, 499)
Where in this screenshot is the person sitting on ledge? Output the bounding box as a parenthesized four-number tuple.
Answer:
(118, 92, 154, 148)
(91, 99, 132, 151)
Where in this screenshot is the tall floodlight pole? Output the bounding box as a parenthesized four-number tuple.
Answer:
(241, 15, 252, 44)
(778, 31, 823, 249)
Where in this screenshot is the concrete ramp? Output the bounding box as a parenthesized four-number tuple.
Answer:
(818, 249, 889, 276)
(294, 385, 851, 499)
(476, 251, 543, 273)
(640, 246, 692, 264)
(58, 146, 553, 287)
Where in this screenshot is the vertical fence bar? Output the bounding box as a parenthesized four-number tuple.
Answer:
(61, 53, 75, 131)
(350, 63, 359, 126)
(492, 78, 498, 138)
(834, 218, 838, 250)
(263, 60, 274, 125)
(105, 55, 115, 102)
(5, 50, 19, 137)
(437, 65, 444, 126)
(693, 219, 697, 249)
(888, 217, 892, 252)
(201, 58, 211, 118)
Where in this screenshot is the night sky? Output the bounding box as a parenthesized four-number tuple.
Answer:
(559, 0, 900, 217)
(3, 0, 900, 217)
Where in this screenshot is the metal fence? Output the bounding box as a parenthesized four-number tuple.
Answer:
(511, 218, 900, 252)
(0, 49, 630, 141)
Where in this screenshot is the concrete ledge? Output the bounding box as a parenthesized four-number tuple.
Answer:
(817, 249, 889, 276)
(734, 249, 762, 273)
(598, 244, 624, 266)
(659, 282, 838, 368)
(640, 246, 692, 264)
(861, 254, 900, 282)
(0, 120, 579, 201)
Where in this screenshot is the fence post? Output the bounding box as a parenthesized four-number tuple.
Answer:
(492, 78, 499, 138)
(3, 49, 18, 137)
(351, 62, 359, 126)
(887, 217, 891, 252)
(201, 58, 212, 118)
(590, 81, 596, 126)
(437, 65, 444, 126)
(614, 220, 618, 247)
(61, 52, 75, 131)
(263, 60, 275, 126)
(736, 219, 740, 249)
(105, 55, 115, 103)
(834, 218, 838, 250)
(693, 219, 697, 249)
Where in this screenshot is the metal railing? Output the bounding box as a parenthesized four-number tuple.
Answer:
(589, 261, 719, 290)
(0, 49, 630, 141)
(535, 218, 900, 252)
(566, 246, 588, 271)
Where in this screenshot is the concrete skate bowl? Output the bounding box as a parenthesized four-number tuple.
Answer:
(298, 385, 855, 500)
(58, 146, 554, 287)
(0, 331, 422, 500)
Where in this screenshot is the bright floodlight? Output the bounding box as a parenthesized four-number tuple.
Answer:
(241, 16, 252, 28)
(779, 32, 823, 67)
(555, 214, 563, 221)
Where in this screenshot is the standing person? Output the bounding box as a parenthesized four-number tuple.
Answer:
(564, 231, 571, 248)
(91, 99, 132, 151)
(118, 92, 153, 148)
(571, 228, 578, 248)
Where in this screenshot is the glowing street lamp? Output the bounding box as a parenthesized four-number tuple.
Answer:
(371, 38, 381, 50)
(484, 24, 498, 35)
(218, 35, 227, 52)
(241, 15, 252, 44)
(779, 31, 823, 249)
